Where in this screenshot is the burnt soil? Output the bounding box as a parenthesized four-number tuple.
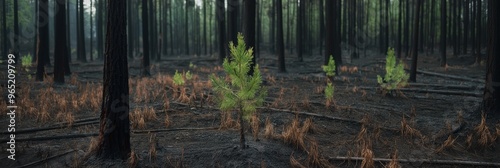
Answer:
(0, 50, 499, 168)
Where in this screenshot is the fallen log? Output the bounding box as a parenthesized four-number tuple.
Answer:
(0, 133, 99, 143)
(0, 120, 100, 135)
(408, 83, 484, 90)
(328, 156, 500, 167)
(132, 127, 219, 134)
(19, 150, 77, 168)
(359, 87, 482, 97)
(413, 69, 484, 83)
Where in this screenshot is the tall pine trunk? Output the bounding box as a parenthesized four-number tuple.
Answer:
(142, 0, 150, 76)
(96, 0, 131, 159)
(36, 0, 49, 81)
(276, 0, 285, 73)
(216, 0, 226, 64)
(440, 0, 447, 67)
(410, 0, 423, 82)
(54, 0, 68, 84)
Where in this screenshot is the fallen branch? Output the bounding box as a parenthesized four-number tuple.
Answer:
(132, 127, 219, 134)
(260, 107, 399, 132)
(413, 69, 484, 83)
(0, 133, 98, 143)
(359, 87, 482, 97)
(328, 156, 500, 167)
(408, 83, 484, 90)
(0, 120, 100, 135)
(19, 150, 77, 168)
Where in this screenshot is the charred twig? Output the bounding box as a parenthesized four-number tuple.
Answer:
(132, 127, 219, 134)
(0, 133, 98, 143)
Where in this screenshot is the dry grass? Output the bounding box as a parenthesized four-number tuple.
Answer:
(301, 96, 311, 109)
(360, 140, 374, 168)
(386, 150, 400, 168)
(306, 140, 330, 167)
(472, 113, 495, 148)
(143, 106, 158, 121)
(264, 117, 276, 139)
(314, 85, 324, 94)
(251, 114, 260, 141)
(435, 135, 457, 153)
(301, 118, 315, 134)
(290, 154, 306, 168)
(266, 74, 277, 85)
(220, 111, 237, 129)
(281, 117, 306, 151)
(164, 111, 171, 128)
(149, 134, 157, 162)
(400, 116, 423, 139)
(127, 150, 138, 168)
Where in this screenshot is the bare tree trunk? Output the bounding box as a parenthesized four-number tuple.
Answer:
(243, 0, 256, 76)
(276, 0, 285, 73)
(142, 0, 150, 76)
(54, 0, 68, 84)
(36, 0, 49, 81)
(483, 0, 500, 114)
(216, 0, 226, 64)
(440, 0, 447, 67)
(476, 0, 482, 64)
(410, 0, 423, 82)
(296, 0, 304, 62)
(96, 0, 131, 159)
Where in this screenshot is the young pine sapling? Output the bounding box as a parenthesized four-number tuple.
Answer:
(210, 33, 267, 149)
(322, 55, 335, 105)
(377, 48, 409, 95)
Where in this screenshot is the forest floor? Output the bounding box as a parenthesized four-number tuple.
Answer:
(1, 50, 499, 168)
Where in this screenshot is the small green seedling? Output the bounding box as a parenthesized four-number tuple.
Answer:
(210, 33, 266, 149)
(189, 62, 197, 69)
(21, 53, 33, 79)
(173, 70, 185, 86)
(185, 70, 193, 80)
(377, 47, 409, 93)
(322, 55, 336, 78)
(322, 55, 336, 105)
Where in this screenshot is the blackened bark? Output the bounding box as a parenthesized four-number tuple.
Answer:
(483, 0, 500, 114)
(404, 0, 410, 56)
(36, 0, 49, 81)
(185, 0, 189, 55)
(128, 0, 134, 59)
(96, 0, 131, 159)
(228, 0, 238, 45)
(13, 0, 19, 63)
(296, 0, 304, 62)
(440, 0, 447, 67)
(410, 0, 423, 82)
(276, 0, 285, 73)
(397, 0, 402, 58)
(1, 0, 6, 60)
(54, 0, 68, 84)
(325, 0, 340, 70)
(142, 0, 150, 76)
(97, 0, 104, 60)
(217, 0, 226, 64)
(319, 0, 324, 55)
(78, 0, 87, 62)
(203, 0, 207, 55)
(476, 0, 481, 64)
(464, 0, 469, 54)
(243, 0, 256, 76)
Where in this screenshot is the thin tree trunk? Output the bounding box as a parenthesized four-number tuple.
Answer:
(1, 0, 6, 60)
(464, 0, 469, 54)
(276, 0, 285, 73)
(216, 0, 226, 64)
(185, 1, 189, 55)
(397, 0, 402, 58)
(78, 0, 87, 62)
(296, 0, 304, 62)
(410, 0, 423, 82)
(36, 0, 49, 81)
(483, 0, 500, 114)
(243, 0, 256, 76)
(54, 0, 68, 84)
(476, 0, 481, 64)
(142, 0, 150, 76)
(97, 0, 103, 60)
(13, 0, 19, 63)
(319, 0, 324, 56)
(440, 0, 447, 67)
(90, 0, 94, 61)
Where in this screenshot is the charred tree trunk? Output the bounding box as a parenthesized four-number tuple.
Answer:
(296, 0, 304, 62)
(440, 0, 447, 67)
(404, 0, 410, 57)
(397, 0, 402, 58)
(97, 0, 104, 60)
(96, 0, 131, 159)
(54, 0, 68, 84)
(1, 0, 6, 60)
(243, 0, 256, 75)
(77, 0, 87, 62)
(185, 0, 190, 55)
(325, 0, 340, 70)
(319, 0, 324, 55)
(476, 0, 482, 64)
(483, 0, 500, 114)
(36, 0, 49, 81)
(410, 0, 423, 82)
(142, 0, 150, 76)
(13, 0, 19, 63)
(127, 0, 134, 59)
(276, 0, 285, 73)
(228, 0, 238, 46)
(216, 0, 226, 64)
(464, 0, 469, 54)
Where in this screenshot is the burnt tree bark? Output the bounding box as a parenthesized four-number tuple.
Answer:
(54, 0, 68, 84)
(13, 0, 19, 63)
(296, 0, 304, 62)
(77, 0, 87, 62)
(243, 0, 256, 76)
(36, 0, 49, 81)
(276, 0, 285, 73)
(440, 0, 447, 67)
(95, 0, 131, 159)
(483, 0, 500, 114)
(142, 0, 150, 76)
(216, 0, 226, 64)
(325, 0, 340, 70)
(410, 0, 423, 82)
(1, 0, 6, 60)
(476, 0, 482, 64)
